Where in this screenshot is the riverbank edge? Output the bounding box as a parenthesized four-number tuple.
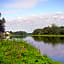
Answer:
(10, 34, 64, 37)
(32, 35, 64, 37)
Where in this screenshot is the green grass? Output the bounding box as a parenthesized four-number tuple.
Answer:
(32, 35, 64, 37)
(0, 39, 64, 64)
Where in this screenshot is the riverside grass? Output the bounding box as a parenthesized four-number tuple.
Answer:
(32, 35, 64, 37)
(0, 40, 64, 64)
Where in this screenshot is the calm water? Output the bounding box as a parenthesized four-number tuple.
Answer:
(9, 36, 64, 63)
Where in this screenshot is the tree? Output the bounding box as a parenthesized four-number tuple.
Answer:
(0, 13, 1, 17)
(0, 13, 6, 38)
(32, 24, 62, 35)
(0, 17, 5, 32)
(33, 29, 42, 35)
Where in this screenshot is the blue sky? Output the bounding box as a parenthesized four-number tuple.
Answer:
(0, 0, 64, 19)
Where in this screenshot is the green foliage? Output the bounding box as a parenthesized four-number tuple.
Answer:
(0, 13, 5, 33)
(33, 24, 64, 35)
(0, 40, 63, 64)
(11, 31, 27, 36)
(33, 29, 42, 35)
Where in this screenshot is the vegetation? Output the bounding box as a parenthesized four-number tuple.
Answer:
(32, 24, 64, 35)
(0, 40, 63, 64)
(32, 35, 64, 37)
(10, 31, 28, 36)
(0, 13, 5, 33)
(0, 13, 6, 38)
(10, 31, 32, 37)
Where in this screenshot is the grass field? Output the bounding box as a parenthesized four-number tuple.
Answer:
(0, 40, 64, 64)
(32, 35, 64, 37)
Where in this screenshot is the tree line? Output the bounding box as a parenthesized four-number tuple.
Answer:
(33, 24, 64, 35)
(10, 31, 28, 36)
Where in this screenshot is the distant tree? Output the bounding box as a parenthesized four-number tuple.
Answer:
(2, 18, 6, 23)
(33, 29, 42, 35)
(32, 24, 63, 35)
(9, 31, 13, 34)
(12, 31, 27, 36)
(51, 24, 57, 27)
(60, 26, 64, 28)
(60, 30, 64, 35)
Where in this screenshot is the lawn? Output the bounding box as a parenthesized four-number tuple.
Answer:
(0, 39, 64, 64)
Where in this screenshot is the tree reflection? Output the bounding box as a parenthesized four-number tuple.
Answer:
(32, 36, 64, 46)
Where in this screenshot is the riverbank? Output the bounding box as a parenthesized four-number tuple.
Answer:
(32, 35, 64, 37)
(10, 34, 64, 37)
(0, 40, 64, 64)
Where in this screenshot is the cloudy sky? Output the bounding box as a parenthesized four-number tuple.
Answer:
(0, 0, 64, 33)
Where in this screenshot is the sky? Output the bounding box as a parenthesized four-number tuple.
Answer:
(0, 0, 64, 32)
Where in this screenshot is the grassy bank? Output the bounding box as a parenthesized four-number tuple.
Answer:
(32, 35, 64, 37)
(0, 40, 64, 64)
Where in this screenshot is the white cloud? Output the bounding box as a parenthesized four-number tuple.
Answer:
(4, 0, 47, 8)
(5, 12, 64, 32)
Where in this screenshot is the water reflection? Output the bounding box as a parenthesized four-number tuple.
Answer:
(5, 35, 27, 40)
(32, 36, 64, 46)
